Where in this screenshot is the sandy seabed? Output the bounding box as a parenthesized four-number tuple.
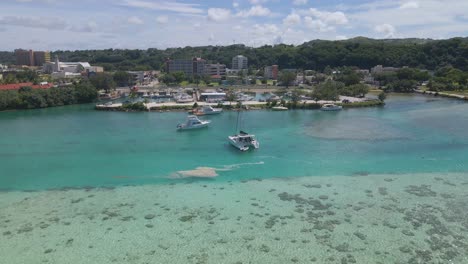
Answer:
(1, 172, 468, 264)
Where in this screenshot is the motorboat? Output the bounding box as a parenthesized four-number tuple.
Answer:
(321, 104, 343, 111)
(228, 131, 260, 151)
(174, 93, 194, 103)
(195, 105, 223, 115)
(177, 115, 210, 131)
(272, 105, 288, 111)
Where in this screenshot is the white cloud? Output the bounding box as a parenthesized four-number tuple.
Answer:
(253, 24, 279, 35)
(304, 16, 332, 32)
(400, 1, 419, 9)
(0, 15, 67, 30)
(237, 5, 271, 17)
(127, 16, 144, 25)
(120, 0, 203, 14)
(308, 8, 348, 25)
(335, 35, 348, 40)
(292, 0, 308, 6)
(233, 2, 239, 8)
(375, 23, 396, 38)
(156, 15, 168, 24)
(70, 21, 97, 32)
(283, 13, 301, 26)
(233, 25, 242, 30)
(207, 8, 231, 22)
(249, 0, 268, 3)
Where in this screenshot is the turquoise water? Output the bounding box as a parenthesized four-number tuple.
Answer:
(2, 94, 468, 264)
(0, 94, 467, 190)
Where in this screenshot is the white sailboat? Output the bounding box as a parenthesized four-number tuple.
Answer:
(228, 104, 259, 151)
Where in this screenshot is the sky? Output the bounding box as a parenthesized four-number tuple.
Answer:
(0, 0, 467, 51)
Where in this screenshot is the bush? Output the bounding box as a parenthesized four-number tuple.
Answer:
(123, 102, 147, 111)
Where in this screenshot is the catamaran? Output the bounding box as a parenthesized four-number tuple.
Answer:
(228, 104, 259, 151)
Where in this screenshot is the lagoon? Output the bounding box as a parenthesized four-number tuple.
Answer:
(0, 94, 467, 190)
(1, 94, 468, 264)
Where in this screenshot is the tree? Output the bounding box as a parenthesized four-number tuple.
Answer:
(279, 71, 296, 88)
(378, 91, 387, 102)
(201, 75, 212, 85)
(90, 73, 116, 93)
(173, 72, 186, 83)
(312, 80, 342, 101)
(342, 84, 369, 97)
(113, 71, 133, 87)
(75, 81, 98, 103)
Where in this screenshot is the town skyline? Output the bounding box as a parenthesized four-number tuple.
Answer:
(0, 0, 467, 51)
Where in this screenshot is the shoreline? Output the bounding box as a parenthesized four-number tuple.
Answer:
(415, 89, 468, 101)
(95, 99, 384, 112)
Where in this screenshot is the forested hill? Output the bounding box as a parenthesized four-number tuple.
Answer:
(1, 37, 467, 72)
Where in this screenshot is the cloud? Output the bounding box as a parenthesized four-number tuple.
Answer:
(249, 0, 268, 3)
(253, 24, 279, 35)
(0, 15, 67, 30)
(156, 15, 168, 24)
(335, 35, 348, 40)
(207, 8, 231, 22)
(400, 1, 419, 9)
(233, 2, 239, 8)
(292, 0, 308, 5)
(304, 17, 332, 32)
(283, 13, 301, 26)
(120, 0, 203, 14)
(127, 16, 144, 25)
(70, 21, 98, 32)
(308, 8, 348, 25)
(236, 5, 271, 17)
(375, 23, 396, 38)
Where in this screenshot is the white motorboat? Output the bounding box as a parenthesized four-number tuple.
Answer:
(177, 115, 210, 131)
(175, 93, 194, 103)
(196, 105, 223, 115)
(272, 105, 288, 111)
(321, 104, 343, 111)
(228, 131, 260, 151)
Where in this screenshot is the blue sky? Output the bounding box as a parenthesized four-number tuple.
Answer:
(0, 0, 467, 50)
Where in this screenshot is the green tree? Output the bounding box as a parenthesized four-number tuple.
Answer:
(90, 73, 116, 93)
(378, 91, 387, 102)
(75, 81, 98, 103)
(113, 71, 133, 87)
(279, 71, 296, 88)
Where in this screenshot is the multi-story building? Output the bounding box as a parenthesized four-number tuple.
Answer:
(371, 65, 399, 75)
(192, 58, 206, 77)
(232, 55, 248, 70)
(33, 51, 51, 67)
(15, 49, 50, 66)
(15, 49, 34, 66)
(264, 65, 278, 80)
(204, 63, 226, 77)
(166, 58, 208, 78)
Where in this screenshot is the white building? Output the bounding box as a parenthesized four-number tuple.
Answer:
(43, 56, 100, 74)
(232, 55, 248, 70)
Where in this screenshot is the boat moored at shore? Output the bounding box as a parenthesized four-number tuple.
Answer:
(321, 104, 343, 111)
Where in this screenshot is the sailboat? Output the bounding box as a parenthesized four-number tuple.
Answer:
(228, 103, 260, 151)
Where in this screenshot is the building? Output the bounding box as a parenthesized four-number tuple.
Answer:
(33, 51, 51, 67)
(264, 65, 279, 80)
(204, 63, 226, 77)
(165, 59, 194, 77)
(15, 49, 50, 66)
(371, 65, 399, 75)
(232, 55, 248, 70)
(165, 58, 209, 78)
